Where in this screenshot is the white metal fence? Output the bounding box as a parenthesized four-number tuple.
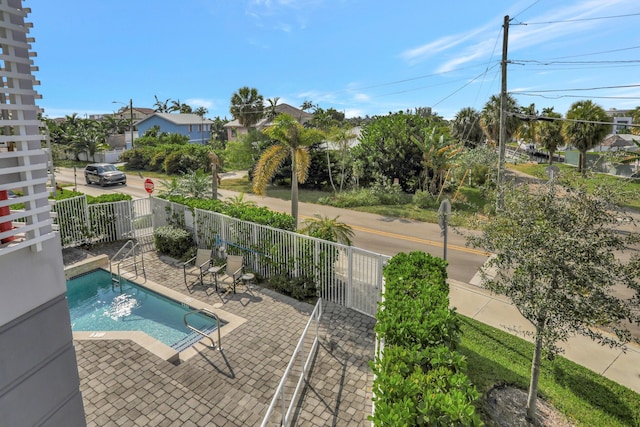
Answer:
(151, 197, 388, 317)
(52, 196, 152, 248)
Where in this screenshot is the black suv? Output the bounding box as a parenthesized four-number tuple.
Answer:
(84, 163, 127, 186)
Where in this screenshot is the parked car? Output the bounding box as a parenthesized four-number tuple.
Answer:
(84, 163, 126, 187)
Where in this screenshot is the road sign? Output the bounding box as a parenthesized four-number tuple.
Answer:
(144, 178, 154, 194)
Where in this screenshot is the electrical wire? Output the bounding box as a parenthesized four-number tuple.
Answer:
(518, 12, 640, 25)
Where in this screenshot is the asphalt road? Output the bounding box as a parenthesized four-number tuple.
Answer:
(54, 167, 490, 284)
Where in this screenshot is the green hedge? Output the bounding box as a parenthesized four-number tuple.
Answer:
(161, 195, 296, 231)
(371, 252, 481, 426)
(153, 225, 194, 260)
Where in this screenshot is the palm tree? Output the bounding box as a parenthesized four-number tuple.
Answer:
(195, 106, 208, 144)
(537, 107, 564, 165)
(229, 86, 264, 131)
(253, 114, 325, 226)
(300, 214, 354, 245)
(266, 97, 280, 120)
(563, 100, 610, 175)
(480, 94, 520, 144)
(153, 95, 171, 113)
(450, 107, 484, 148)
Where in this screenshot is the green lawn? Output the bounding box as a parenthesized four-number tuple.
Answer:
(460, 316, 640, 426)
(508, 163, 640, 209)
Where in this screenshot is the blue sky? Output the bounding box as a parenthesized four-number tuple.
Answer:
(29, 0, 640, 120)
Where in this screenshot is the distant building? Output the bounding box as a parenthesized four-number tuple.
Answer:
(135, 113, 214, 144)
(605, 109, 634, 134)
(224, 103, 313, 141)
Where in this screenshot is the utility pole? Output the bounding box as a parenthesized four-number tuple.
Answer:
(497, 15, 509, 211)
(129, 98, 134, 149)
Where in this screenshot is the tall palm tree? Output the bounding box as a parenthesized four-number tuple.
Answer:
(480, 94, 520, 145)
(412, 127, 461, 194)
(537, 107, 564, 165)
(563, 100, 610, 175)
(195, 106, 209, 144)
(229, 86, 264, 131)
(153, 95, 171, 113)
(266, 97, 280, 120)
(253, 114, 325, 226)
(300, 214, 354, 245)
(450, 107, 484, 147)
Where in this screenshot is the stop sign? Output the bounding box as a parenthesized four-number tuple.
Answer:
(144, 178, 154, 194)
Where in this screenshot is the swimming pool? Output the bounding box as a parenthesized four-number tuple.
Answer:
(66, 269, 225, 351)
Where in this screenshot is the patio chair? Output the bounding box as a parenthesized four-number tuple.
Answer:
(183, 248, 213, 292)
(214, 255, 244, 294)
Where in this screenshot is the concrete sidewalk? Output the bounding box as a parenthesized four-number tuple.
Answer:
(449, 279, 640, 394)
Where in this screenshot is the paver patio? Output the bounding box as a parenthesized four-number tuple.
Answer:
(64, 240, 376, 426)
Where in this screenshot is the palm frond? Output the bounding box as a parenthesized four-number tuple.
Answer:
(252, 144, 289, 195)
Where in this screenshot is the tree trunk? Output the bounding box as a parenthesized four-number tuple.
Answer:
(211, 163, 218, 200)
(548, 150, 554, 165)
(291, 151, 299, 229)
(327, 151, 337, 193)
(526, 328, 544, 422)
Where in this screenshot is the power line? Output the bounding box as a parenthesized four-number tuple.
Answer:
(518, 12, 640, 25)
(548, 44, 640, 60)
(513, 93, 640, 100)
(508, 111, 640, 127)
(432, 63, 501, 107)
(511, 83, 640, 93)
(512, 59, 640, 65)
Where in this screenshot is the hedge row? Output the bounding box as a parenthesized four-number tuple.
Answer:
(371, 252, 481, 426)
(161, 195, 296, 231)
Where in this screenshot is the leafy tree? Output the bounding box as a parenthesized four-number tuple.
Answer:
(209, 116, 229, 148)
(480, 94, 520, 144)
(300, 214, 354, 245)
(253, 113, 325, 226)
(327, 126, 356, 193)
(229, 86, 264, 130)
(412, 127, 461, 195)
(352, 111, 447, 192)
(451, 107, 484, 148)
(563, 100, 610, 175)
(467, 179, 640, 423)
(300, 99, 315, 112)
(309, 107, 345, 131)
(536, 107, 564, 165)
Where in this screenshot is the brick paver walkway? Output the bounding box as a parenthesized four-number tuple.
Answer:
(64, 241, 376, 426)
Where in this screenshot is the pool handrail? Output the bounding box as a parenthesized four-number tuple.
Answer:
(183, 308, 222, 350)
(110, 240, 145, 284)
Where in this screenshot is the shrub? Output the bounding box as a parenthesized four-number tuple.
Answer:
(413, 189, 437, 209)
(153, 225, 194, 260)
(370, 251, 480, 426)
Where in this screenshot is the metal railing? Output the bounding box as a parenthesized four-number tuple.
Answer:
(110, 240, 145, 284)
(261, 299, 322, 427)
(183, 308, 222, 350)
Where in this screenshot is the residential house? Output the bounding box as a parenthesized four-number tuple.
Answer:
(224, 103, 313, 141)
(135, 113, 214, 144)
(114, 107, 155, 122)
(0, 3, 86, 425)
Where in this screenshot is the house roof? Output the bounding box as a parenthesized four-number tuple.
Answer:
(224, 103, 313, 128)
(601, 134, 640, 148)
(135, 113, 214, 126)
(133, 107, 155, 115)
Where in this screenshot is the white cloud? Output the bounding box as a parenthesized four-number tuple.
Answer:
(353, 93, 370, 102)
(186, 98, 215, 109)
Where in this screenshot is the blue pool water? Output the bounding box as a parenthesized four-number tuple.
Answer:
(66, 269, 224, 351)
